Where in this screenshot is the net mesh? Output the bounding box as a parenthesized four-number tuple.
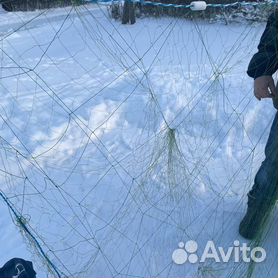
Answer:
(0, 2, 277, 277)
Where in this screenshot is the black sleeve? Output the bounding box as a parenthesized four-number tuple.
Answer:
(247, 12, 278, 79)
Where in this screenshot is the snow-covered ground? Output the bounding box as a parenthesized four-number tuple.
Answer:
(0, 4, 277, 277)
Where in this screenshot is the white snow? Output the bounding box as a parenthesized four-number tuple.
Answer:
(0, 3, 277, 278)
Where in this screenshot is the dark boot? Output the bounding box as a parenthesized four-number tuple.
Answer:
(239, 193, 268, 240)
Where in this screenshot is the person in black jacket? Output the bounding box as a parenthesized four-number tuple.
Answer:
(239, 10, 278, 240)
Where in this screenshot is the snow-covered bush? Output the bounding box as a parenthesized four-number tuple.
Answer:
(110, 0, 275, 23)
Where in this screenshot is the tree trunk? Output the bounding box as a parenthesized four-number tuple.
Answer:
(122, 0, 136, 24)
